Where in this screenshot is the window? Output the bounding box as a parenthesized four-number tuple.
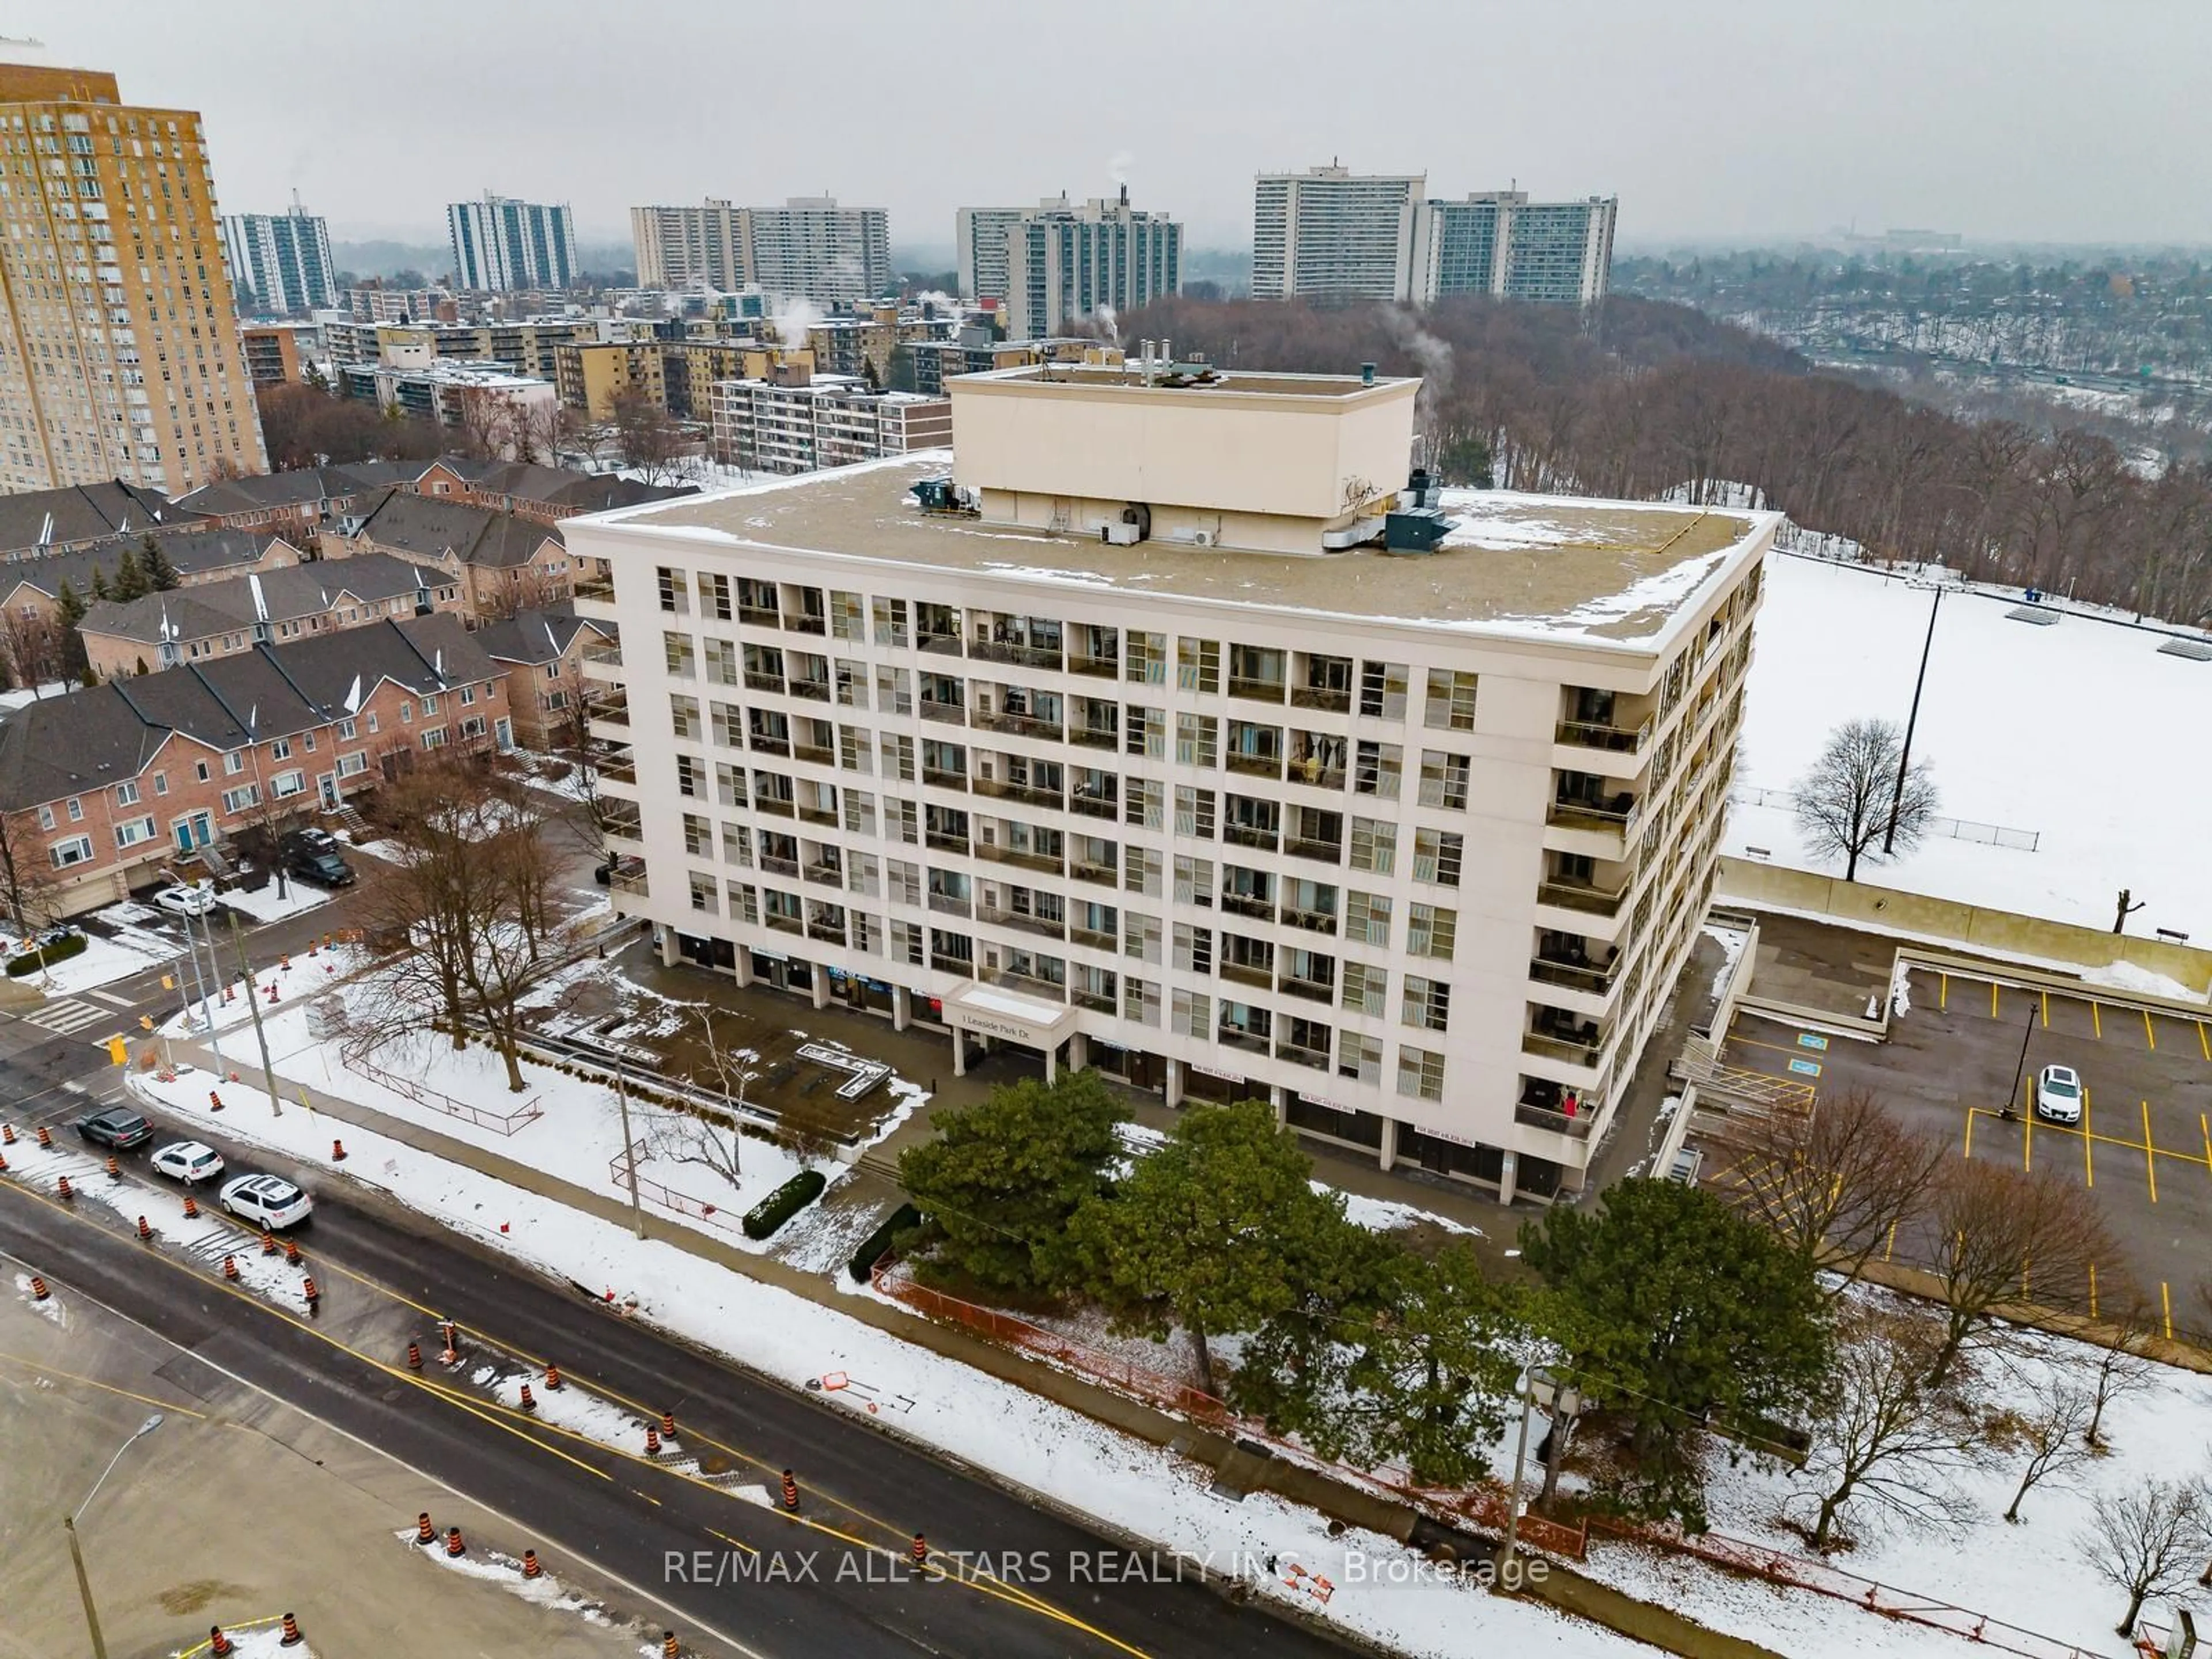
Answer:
(113, 815, 156, 848)
(1125, 630, 1165, 684)
(399, 702, 412, 725)
(1173, 923, 1213, 975)
(36, 805, 54, 831)
(669, 695, 700, 741)
(1407, 903, 1457, 960)
(1172, 987, 1211, 1040)
(220, 783, 259, 813)
(1176, 638, 1219, 694)
(1424, 668, 1478, 730)
(1124, 706, 1165, 759)
(115, 780, 139, 806)
(699, 571, 732, 621)
(1173, 855, 1214, 908)
(49, 834, 93, 868)
(703, 637, 738, 686)
(270, 737, 291, 761)
(419, 695, 441, 717)
(1176, 714, 1218, 768)
(688, 871, 718, 913)
(152, 772, 168, 796)
(683, 813, 713, 857)
(1349, 817, 1396, 875)
(663, 631, 696, 677)
(1395, 1044, 1445, 1101)
(871, 597, 909, 647)
(676, 754, 703, 798)
(1353, 740, 1402, 799)
(1123, 911, 1161, 963)
(1346, 890, 1392, 947)
(271, 769, 305, 798)
(1341, 960, 1387, 1017)
(457, 688, 473, 709)
(1359, 660, 1408, 719)
(1413, 828, 1463, 887)
(1337, 1032, 1383, 1085)
(459, 715, 487, 740)
(336, 750, 368, 778)
(1418, 750, 1469, 810)
(365, 713, 378, 734)
(1173, 786, 1215, 840)
(715, 762, 748, 807)
(830, 590, 863, 641)
(656, 566, 689, 614)
(1402, 975, 1451, 1033)
(420, 728, 448, 751)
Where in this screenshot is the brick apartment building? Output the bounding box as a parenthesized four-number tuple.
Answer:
(0, 612, 509, 917)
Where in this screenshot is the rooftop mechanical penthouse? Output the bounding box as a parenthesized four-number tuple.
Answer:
(567, 357, 1777, 1204)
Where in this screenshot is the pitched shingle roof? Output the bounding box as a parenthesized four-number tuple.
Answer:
(0, 528, 295, 606)
(171, 463, 426, 520)
(472, 603, 605, 668)
(0, 480, 182, 557)
(422, 453, 696, 514)
(78, 553, 453, 647)
(0, 613, 499, 811)
(351, 490, 564, 568)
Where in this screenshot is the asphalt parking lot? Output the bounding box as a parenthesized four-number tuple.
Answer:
(1721, 966, 2212, 1337)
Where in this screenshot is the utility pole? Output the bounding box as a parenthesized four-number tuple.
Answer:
(1884, 583, 1943, 855)
(228, 912, 282, 1116)
(613, 1065, 645, 1240)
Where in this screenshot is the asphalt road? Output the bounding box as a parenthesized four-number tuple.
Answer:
(0, 1018, 1354, 1659)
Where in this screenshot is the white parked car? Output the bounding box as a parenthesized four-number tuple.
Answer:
(2035, 1063, 2084, 1125)
(150, 1140, 225, 1185)
(153, 882, 216, 917)
(218, 1173, 313, 1230)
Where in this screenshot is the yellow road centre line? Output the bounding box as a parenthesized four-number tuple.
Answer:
(2202, 1112, 2211, 1174)
(2144, 1103, 2159, 1203)
(2088, 1263, 2099, 1321)
(1963, 1106, 1976, 1158)
(2022, 1107, 2032, 1172)
(0, 1349, 209, 1417)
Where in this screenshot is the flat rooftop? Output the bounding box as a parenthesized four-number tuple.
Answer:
(978, 363, 1407, 401)
(600, 454, 1774, 650)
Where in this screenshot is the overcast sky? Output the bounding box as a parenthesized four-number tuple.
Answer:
(43, 0, 2212, 255)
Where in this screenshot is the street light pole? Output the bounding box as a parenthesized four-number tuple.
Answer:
(228, 912, 282, 1116)
(1884, 584, 1944, 855)
(65, 1411, 164, 1659)
(613, 1065, 646, 1240)
(2003, 993, 2035, 1123)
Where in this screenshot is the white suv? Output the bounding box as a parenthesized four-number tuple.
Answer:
(218, 1173, 313, 1230)
(2035, 1064, 2084, 1125)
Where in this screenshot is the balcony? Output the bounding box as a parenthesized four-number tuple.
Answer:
(760, 854, 800, 878)
(797, 803, 838, 827)
(1285, 834, 1342, 864)
(806, 920, 845, 944)
(804, 861, 843, 887)
(584, 685, 630, 726)
(1556, 717, 1652, 754)
(925, 830, 971, 855)
(793, 743, 835, 767)
(1226, 750, 1283, 781)
(783, 612, 828, 637)
(1523, 1012, 1605, 1069)
(975, 708, 1062, 742)
(602, 804, 643, 845)
(1070, 925, 1117, 951)
(919, 698, 967, 726)
(922, 766, 968, 791)
(578, 640, 623, 677)
(931, 955, 976, 979)
(1215, 1025, 1270, 1056)
(1548, 792, 1641, 835)
(1530, 948, 1619, 994)
(749, 734, 791, 758)
(1279, 906, 1338, 935)
(1228, 676, 1286, 705)
(1072, 986, 1116, 1014)
(1277, 974, 1335, 1005)
(1273, 1039, 1330, 1071)
(764, 911, 804, 937)
(1069, 652, 1118, 680)
(973, 776, 1063, 810)
(980, 907, 1066, 942)
(927, 891, 972, 918)
(1219, 960, 1274, 990)
(917, 626, 963, 656)
(1291, 685, 1352, 714)
(1221, 892, 1274, 922)
(593, 747, 637, 786)
(754, 796, 796, 819)
(1516, 1101, 1597, 1140)
(790, 677, 832, 704)
(971, 638, 1063, 671)
(738, 605, 780, 629)
(608, 859, 649, 897)
(1536, 878, 1627, 917)
(1287, 752, 1347, 791)
(1069, 791, 1117, 820)
(978, 842, 1064, 876)
(1224, 822, 1279, 853)
(743, 671, 787, 696)
(1069, 724, 1119, 752)
(988, 968, 1066, 1001)
(1071, 858, 1118, 887)
(572, 573, 616, 608)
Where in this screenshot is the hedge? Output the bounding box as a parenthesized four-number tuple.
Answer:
(743, 1169, 827, 1240)
(6, 933, 86, 977)
(847, 1202, 921, 1282)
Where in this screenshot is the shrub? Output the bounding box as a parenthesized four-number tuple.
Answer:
(847, 1202, 921, 1282)
(743, 1169, 827, 1240)
(6, 933, 87, 977)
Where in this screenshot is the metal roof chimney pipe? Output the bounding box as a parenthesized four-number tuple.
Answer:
(1361, 362, 1377, 386)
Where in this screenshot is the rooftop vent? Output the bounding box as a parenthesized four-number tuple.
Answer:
(1383, 507, 1453, 555)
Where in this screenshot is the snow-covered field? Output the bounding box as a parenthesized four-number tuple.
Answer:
(1729, 554, 2212, 944)
(2, 912, 180, 995)
(115, 1060, 1643, 1659)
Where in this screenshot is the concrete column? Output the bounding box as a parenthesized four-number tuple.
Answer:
(1377, 1116, 1399, 1172)
(951, 1026, 966, 1078)
(657, 927, 680, 968)
(1497, 1150, 1519, 1207)
(1165, 1058, 1183, 1108)
(892, 984, 911, 1032)
(1044, 1041, 1058, 1085)
(1066, 1031, 1088, 1072)
(733, 947, 753, 988)
(810, 969, 830, 1012)
(1269, 1084, 1286, 1128)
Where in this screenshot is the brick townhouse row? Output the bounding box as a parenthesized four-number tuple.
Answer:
(0, 612, 510, 918)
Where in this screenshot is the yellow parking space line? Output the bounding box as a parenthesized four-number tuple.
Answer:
(2199, 1020, 2210, 1062)
(2092, 1000, 2103, 1040)
(2082, 1090, 2094, 1187)
(2088, 1263, 2099, 1320)
(1940, 972, 1948, 1010)
(2201, 1112, 2210, 1175)
(2040, 991, 2049, 1029)
(2143, 1103, 2158, 1203)
(1963, 1105, 1976, 1158)
(2145, 1010, 2157, 1051)
(2022, 1108, 2032, 1172)
(2164, 1282, 2175, 1340)
(1991, 980, 2001, 1019)
(1884, 1219, 1897, 1262)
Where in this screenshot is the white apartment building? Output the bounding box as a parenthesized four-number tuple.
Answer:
(447, 193, 580, 293)
(1000, 189, 1182, 340)
(221, 204, 338, 316)
(954, 206, 1025, 304)
(631, 199, 754, 291)
(568, 363, 1773, 1205)
(709, 369, 950, 474)
(1252, 165, 1425, 302)
(748, 198, 891, 307)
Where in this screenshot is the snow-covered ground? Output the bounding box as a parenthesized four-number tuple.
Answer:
(218, 872, 335, 925)
(2, 916, 180, 995)
(1730, 554, 2212, 944)
(115, 1061, 1643, 1659)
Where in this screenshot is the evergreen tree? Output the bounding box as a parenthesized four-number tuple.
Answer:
(53, 580, 90, 684)
(897, 1069, 1127, 1296)
(1521, 1180, 1832, 1527)
(1227, 1209, 1401, 1442)
(141, 533, 181, 592)
(1340, 1244, 1522, 1487)
(54, 578, 86, 629)
(1074, 1098, 1336, 1396)
(110, 546, 150, 601)
(88, 565, 110, 602)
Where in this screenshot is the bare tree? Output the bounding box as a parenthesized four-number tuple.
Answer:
(473, 563, 574, 623)
(452, 386, 519, 462)
(2084, 1294, 2163, 1452)
(1796, 1309, 1987, 1552)
(1922, 1160, 2114, 1385)
(1991, 1367, 2099, 1523)
(0, 809, 62, 941)
(2077, 1478, 2207, 1637)
(1717, 1086, 1946, 1293)
(639, 1006, 760, 1187)
(0, 607, 67, 694)
(1792, 717, 1938, 882)
(607, 389, 688, 486)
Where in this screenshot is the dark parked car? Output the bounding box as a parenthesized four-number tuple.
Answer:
(76, 1106, 153, 1150)
(285, 846, 354, 888)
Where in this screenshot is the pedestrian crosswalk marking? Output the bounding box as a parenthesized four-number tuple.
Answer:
(22, 998, 114, 1035)
(90, 990, 134, 1008)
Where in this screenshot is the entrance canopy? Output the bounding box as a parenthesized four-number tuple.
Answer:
(948, 983, 1077, 1051)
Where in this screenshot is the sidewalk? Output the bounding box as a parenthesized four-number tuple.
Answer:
(161, 1030, 1775, 1659)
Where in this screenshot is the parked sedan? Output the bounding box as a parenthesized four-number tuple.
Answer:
(153, 882, 217, 917)
(218, 1173, 313, 1230)
(2035, 1063, 2084, 1125)
(150, 1140, 225, 1185)
(76, 1107, 154, 1150)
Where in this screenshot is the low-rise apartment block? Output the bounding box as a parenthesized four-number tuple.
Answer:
(569, 361, 1773, 1204)
(473, 603, 614, 749)
(0, 527, 304, 630)
(0, 612, 509, 915)
(708, 369, 950, 474)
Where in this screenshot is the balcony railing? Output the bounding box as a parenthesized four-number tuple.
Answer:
(1228, 676, 1287, 704)
(1221, 892, 1274, 921)
(806, 921, 845, 944)
(1556, 717, 1652, 753)
(738, 605, 780, 629)
(1516, 1101, 1597, 1139)
(971, 639, 1063, 671)
(917, 628, 963, 656)
(919, 699, 967, 725)
(1071, 859, 1118, 887)
(1224, 822, 1279, 851)
(988, 968, 1067, 1001)
(585, 689, 630, 726)
(790, 679, 832, 704)
(804, 862, 844, 887)
(1287, 757, 1347, 790)
(754, 796, 796, 819)
(1522, 1028, 1604, 1068)
(1069, 792, 1116, 820)
(602, 808, 643, 844)
(1069, 725, 1119, 752)
(974, 777, 1063, 809)
(1537, 878, 1627, 917)
(743, 672, 787, 695)
(783, 613, 828, 637)
(1285, 834, 1342, 863)
(760, 854, 800, 878)
(798, 802, 838, 826)
(978, 843, 1064, 876)
(1529, 954, 1619, 994)
(749, 735, 791, 757)
(609, 863, 649, 896)
(1072, 987, 1116, 1014)
(764, 911, 804, 936)
(1279, 906, 1338, 934)
(975, 709, 1063, 742)
(1277, 975, 1335, 1004)
(1273, 1039, 1329, 1070)
(1070, 925, 1117, 952)
(572, 574, 616, 604)
(1219, 960, 1274, 990)
(980, 907, 1066, 941)
(793, 743, 835, 767)
(1216, 1025, 1270, 1055)
(927, 891, 972, 918)
(1548, 794, 1641, 835)
(596, 754, 637, 786)
(1069, 653, 1119, 680)
(925, 830, 971, 855)
(1290, 685, 1352, 714)
(922, 766, 968, 791)
(931, 955, 976, 979)
(1226, 751, 1283, 780)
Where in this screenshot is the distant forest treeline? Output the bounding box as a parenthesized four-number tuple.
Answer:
(1122, 295, 2212, 627)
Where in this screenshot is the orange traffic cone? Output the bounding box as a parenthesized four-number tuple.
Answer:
(543, 1361, 562, 1390)
(279, 1612, 304, 1647)
(209, 1090, 225, 1112)
(285, 1238, 302, 1266)
(407, 1340, 423, 1370)
(521, 1550, 543, 1579)
(662, 1634, 679, 1659)
(28, 1275, 48, 1300)
(209, 1626, 233, 1656)
(136, 1215, 153, 1241)
(223, 1255, 240, 1281)
(643, 1423, 661, 1456)
(1, 1122, 14, 1143)
(36, 1125, 52, 1148)
(261, 1227, 278, 1256)
(301, 1275, 320, 1309)
(415, 1512, 435, 1545)
(519, 1381, 537, 1414)
(445, 1526, 465, 1558)
(661, 1409, 676, 1437)
(105, 1154, 119, 1179)
(182, 1194, 199, 1219)
(55, 1175, 73, 1201)
(332, 1139, 347, 1161)
(781, 1469, 799, 1511)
